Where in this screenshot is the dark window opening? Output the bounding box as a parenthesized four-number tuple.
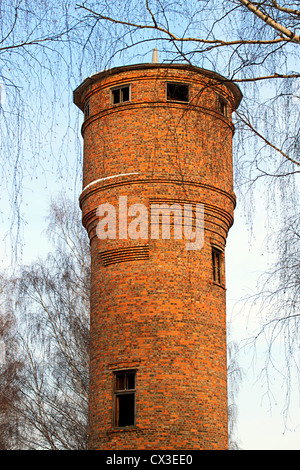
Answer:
(116, 394, 135, 427)
(112, 88, 120, 104)
(84, 101, 90, 119)
(121, 86, 130, 102)
(212, 247, 222, 284)
(218, 95, 228, 117)
(114, 371, 136, 428)
(111, 85, 131, 105)
(167, 83, 189, 102)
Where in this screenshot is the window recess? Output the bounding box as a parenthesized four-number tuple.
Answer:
(113, 370, 136, 428)
(84, 101, 90, 120)
(212, 247, 223, 284)
(217, 94, 229, 117)
(110, 84, 131, 105)
(166, 82, 189, 102)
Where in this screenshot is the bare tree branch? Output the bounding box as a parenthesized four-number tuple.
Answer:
(9, 198, 90, 449)
(235, 109, 300, 167)
(75, 2, 294, 46)
(237, 0, 300, 42)
(270, 0, 300, 17)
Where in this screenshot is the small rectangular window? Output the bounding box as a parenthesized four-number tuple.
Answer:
(218, 95, 228, 117)
(84, 101, 90, 119)
(114, 370, 136, 428)
(212, 247, 222, 284)
(167, 83, 189, 102)
(110, 85, 131, 105)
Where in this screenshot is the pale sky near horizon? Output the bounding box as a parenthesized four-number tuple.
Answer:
(226, 198, 300, 450)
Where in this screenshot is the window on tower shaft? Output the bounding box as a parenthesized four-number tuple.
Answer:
(113, 370, 136, 428)
(110, 84, 131, 105)
(212, 247, 223, 285)
(217, 94, 229, 117)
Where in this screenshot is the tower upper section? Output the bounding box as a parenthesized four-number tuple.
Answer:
(74, 63, 242, 198)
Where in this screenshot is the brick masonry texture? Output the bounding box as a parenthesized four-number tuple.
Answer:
(74, 63, 242, 450)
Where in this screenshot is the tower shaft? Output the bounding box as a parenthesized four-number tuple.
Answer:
(74, 63, 242, 450)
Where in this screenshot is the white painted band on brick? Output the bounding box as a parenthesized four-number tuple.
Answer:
(82, 173, 139, 193)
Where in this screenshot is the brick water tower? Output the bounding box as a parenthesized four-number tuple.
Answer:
(74, 57, 242, 450)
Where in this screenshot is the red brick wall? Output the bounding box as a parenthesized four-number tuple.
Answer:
(75, 64, 242, 450)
